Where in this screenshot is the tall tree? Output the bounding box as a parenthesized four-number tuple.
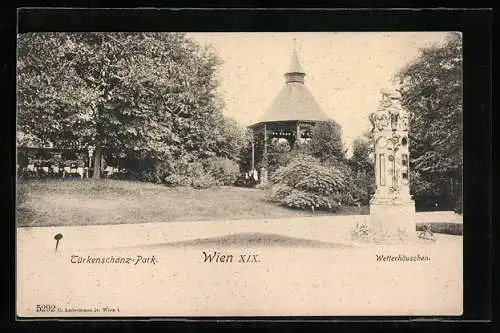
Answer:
(350, 130, 374, 174)
(310, 119, 345, 162)
(212, 116, 245, 162)
(17, 32, 226, 179)
(347, 131, 375, 205)
(397, 32, 463, 210)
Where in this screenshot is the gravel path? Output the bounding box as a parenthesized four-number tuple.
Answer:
(17, 213, 462, 317)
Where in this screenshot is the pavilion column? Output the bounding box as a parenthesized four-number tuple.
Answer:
(251, 128, 255, 171)
(295, 122, 301, 148)
(261, 124, 268, 184)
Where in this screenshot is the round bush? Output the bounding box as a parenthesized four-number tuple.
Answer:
(203, 157, 240, 186)
(268, 155, 349, 211)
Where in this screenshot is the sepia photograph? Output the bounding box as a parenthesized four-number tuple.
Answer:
(16, 31, 463, 317)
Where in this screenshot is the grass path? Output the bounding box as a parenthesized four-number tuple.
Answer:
(16, 179, 368, 227)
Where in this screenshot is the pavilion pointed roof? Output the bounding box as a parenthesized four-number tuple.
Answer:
(287, 48, 305, 74)
(250, 44, 329, 127)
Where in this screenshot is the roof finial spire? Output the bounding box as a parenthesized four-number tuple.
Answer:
(285, 38, 305, 83)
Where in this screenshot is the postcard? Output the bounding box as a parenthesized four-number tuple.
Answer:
(16, 30, 463, 317)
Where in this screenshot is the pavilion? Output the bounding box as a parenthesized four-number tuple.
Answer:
(247, 44, 330, 183)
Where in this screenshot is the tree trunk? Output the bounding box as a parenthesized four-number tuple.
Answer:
(93, 145, 102, 179)
(263, 124, 268, 168)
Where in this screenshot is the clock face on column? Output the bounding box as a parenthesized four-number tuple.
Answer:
(377, 137, 388, 148)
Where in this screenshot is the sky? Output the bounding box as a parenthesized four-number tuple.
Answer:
(188, 32, 450, 150)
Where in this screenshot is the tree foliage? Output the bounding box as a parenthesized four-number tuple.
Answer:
(17, 32, 238, 180)
(347, 131, 375, 205)
(310, 119, 345, 162)
(397, 32, 463, 210)
(349, 131, 373, 173)
(214, 117, 246, 162)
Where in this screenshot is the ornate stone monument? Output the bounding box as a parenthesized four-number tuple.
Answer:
(369, 88, 416, 239)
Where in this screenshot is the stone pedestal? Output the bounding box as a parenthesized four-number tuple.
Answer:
(370, 196, 416, 239)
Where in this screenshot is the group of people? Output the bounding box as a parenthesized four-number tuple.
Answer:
(234, 169, 259, 187)
(244, 169, 259, 182)
(18, 163, 88, 179)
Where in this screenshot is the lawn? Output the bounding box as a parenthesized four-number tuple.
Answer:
(16, 179, 369, 227)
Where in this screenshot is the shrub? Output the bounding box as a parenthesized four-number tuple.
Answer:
(416, 222, 462, 235)
(281, 189, 333, 210)
(163, 172, 192, 187)
(16, 183, 28, 205)
(191, 172, 216, 189)
(351, 223, 413, 243)
(342, 170, 375, 205)
(351, 222, 370, 240)
(268, 155, 348, 211)
(203, 157, 240, 186)
(145, 157, 239, 189)
(163, 161, 207, 187)
(138, 158, 175, 184)
(107, 169, 143, 181)
(266, 141, 300, 173)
